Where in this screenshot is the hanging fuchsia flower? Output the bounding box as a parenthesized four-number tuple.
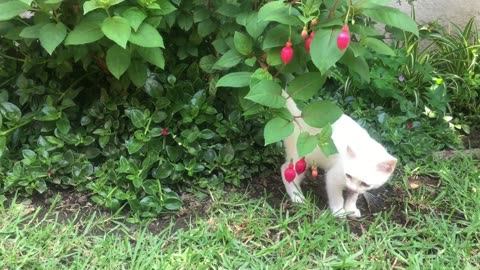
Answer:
(305, 32, 315, 53)
(281, 41, 294, 65)
(337, 25, 351, 50)
(284, 163, 296, 183)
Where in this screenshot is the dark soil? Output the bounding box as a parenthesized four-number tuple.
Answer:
(5, 130, 479, 236)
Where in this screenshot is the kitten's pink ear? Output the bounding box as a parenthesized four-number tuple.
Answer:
(377, 159, 397, 174)
(346, 146, 356, 159)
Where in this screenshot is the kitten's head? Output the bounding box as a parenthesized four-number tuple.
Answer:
(343, 145, 397, 193)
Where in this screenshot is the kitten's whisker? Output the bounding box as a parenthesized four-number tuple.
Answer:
(364, 192, 383, 212)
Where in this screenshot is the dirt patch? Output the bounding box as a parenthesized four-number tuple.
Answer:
(462, 130, 480, 148)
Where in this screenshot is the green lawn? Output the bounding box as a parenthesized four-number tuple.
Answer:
(1, 154, 479, 269)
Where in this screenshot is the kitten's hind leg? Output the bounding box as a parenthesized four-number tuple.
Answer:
(281, 162, 305, 203)
(344, 191, 361, 218)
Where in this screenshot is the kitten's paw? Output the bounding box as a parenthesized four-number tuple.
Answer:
(346, 208, 361, 218)
(331, 208, 347, 218)
(290, 193, 305, 203)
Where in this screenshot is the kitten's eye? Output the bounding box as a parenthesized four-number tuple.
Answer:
(360, 182, 370, 188)
(345, 173, 352, 180)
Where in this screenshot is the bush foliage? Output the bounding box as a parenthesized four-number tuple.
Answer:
(0, 0, 468, 218)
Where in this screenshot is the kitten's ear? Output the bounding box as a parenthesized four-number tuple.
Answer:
(346, 146, 356, 159)
(377, 159, 397, 174)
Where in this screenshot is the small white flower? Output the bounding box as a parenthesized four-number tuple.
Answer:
(19, 11, 35, 19)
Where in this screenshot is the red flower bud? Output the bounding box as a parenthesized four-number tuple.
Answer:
(281, 41, 294, 65)
(305, 32, 315, 53)
(337, 25, 350, 50)
(162, 128, 168, 135)
(407, 123, 412, 130)
(284, 163, 296, 183)
(301, 27, 308, 40)
(295, 157, 307, 174)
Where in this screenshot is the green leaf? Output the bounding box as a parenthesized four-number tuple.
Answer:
(296, 132, 318, 157)
(250, 68, 273, 87)
(246, 12, 268, 39)
(0, 136, 6, 158)
(164, 197, 183, 210)
(56, 116, 71, 134)
(302, 101, 343, 128)
(154, 0, 176, 15)
(234, 31, 253, 56)
(198, 55, 216, 73)
(363, 5, 419, 36)
(82, 0, 101, 14)
(310, 27, 346, 74)
(166, 146, 182, 162)
(106, 44, 131, 79)
(128, 61, 148, 87)
(35, 105, 60, 121)
(129, 23, 164, 48)
(39, 22, 67, 55)
(136, 47, 164, 69)
(0, 2, 30, 21)
(19, 23, 45, 39)
(123, 7, 146, 31)
(22, 149, 36, 163)
(0, 102, 21, 122)
(262, 24, 302, 50)
(257, 1, 302, 26)
(216, 3, 240, 17)
(177, 15, 193, 30)
(263, 117, 294, 145)
(213, 49, 243, 70)
(341, 49, 370, 83)
(101, 16, 131, 48)
(318, 124, 337, 156)
(126, 137, 143, 154)
(197, 19, 216, 37)
(216, 72, 252, 88)
(287, 72, 326, 101)
(363, 37, 395, 56)
(245, 80, 286, 109)
(125, 108, 147, 128)
(193, 7, 210, 23)
(65, 21, 104, 45)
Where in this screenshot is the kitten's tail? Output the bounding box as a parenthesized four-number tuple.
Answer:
(282, 90, 302, 116)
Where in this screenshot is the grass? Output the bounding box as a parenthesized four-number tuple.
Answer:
(1, 154, 479, 269)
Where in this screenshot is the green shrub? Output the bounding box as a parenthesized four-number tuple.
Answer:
(2, 0, 464, 217)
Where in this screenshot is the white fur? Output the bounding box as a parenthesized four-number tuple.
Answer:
(281, 92, 397, 218)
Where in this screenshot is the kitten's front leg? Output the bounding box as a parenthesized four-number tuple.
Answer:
(325, 171, 346, 216)
(344, 191, 361, 218)
(281, 162, 305, 203)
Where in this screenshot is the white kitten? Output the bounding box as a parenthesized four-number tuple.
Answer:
(281, 93, 397, 218)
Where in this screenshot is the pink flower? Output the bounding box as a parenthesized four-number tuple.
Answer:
(407, 123, 412, 130)
(162, 128, 168, 135)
